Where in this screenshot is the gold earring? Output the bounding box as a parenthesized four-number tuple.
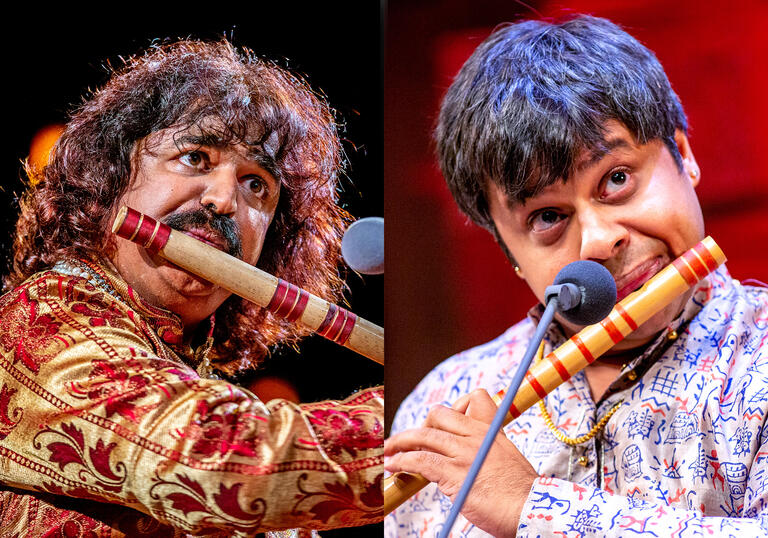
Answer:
(514, 265, 524, 279)
(690, 169, 699, 178)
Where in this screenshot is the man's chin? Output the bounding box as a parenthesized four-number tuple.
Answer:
(157, 263, 220, 298)
(153, 265, 231, 329)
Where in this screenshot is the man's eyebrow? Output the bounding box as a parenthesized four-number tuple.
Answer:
(249, 151, 281, 182)
(172, 133, 225, 148)
(507, 137, 634, 207)
(576, 137, 632, 170)
(172, 133, 281, 181)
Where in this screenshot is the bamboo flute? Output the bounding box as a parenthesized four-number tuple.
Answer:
(112, 206, 384, 365)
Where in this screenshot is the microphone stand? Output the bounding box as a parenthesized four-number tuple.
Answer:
(438, 283, 579, 538)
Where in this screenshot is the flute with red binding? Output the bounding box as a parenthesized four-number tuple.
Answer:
(383, 236, 726, 513)
(111, 206, 384, 365)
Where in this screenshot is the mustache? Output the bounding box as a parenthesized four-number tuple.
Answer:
(163, 207, 243, 258)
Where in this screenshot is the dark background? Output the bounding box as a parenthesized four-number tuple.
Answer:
(385, 0, 768, 432)
(4, 4, 383, 537)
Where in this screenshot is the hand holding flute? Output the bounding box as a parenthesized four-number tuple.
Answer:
(385, 385, 539, 537)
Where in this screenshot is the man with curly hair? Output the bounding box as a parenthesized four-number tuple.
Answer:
(0, 40, 382, 536)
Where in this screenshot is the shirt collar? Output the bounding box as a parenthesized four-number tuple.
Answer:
(53, 258, 214, 366)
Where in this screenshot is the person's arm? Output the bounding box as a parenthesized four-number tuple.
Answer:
(0, 274, 383, 533)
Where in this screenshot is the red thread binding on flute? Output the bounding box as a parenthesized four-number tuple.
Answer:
(335, 310, 357, 345)
(286, 289, 309, 322)
(615, 303, 638, 331)
(326, 308, 349, 342)
(682, 249, 708, 281)
(317, 304, 340, 337)
(266, 280, 289, 313)
(128, 214, 144, 242)
(525, 370, 548, 399)
(672, 257, 698, 286)
(115, 208, 141, 239)
(693, 241, 718, 272)
(570, 333, 595, 363)
(134, 214, 158, 246)
(547, 353, 571, 382)
(147, 222, 171, 254)
(600, 316, 624, 344)
(274, 283, 300, 318)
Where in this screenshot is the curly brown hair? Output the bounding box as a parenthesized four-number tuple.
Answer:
(6, 39, 349, 375)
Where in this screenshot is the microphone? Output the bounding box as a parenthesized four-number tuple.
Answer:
(545, 260, 617, 325)
(439, 260, 617, 538)
(341, 217, 384, 274)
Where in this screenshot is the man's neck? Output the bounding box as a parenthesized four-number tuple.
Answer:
(585, 356, 631, 403)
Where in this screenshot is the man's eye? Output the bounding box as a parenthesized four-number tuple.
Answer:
(529, 209, 566, 232)
(247, 176, 268, 197)
(600, 170, 631, 199)
(179, 151, 207, 168)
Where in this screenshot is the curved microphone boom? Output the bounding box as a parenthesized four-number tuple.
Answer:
(111, 206, 384, 365)
(384, 237, 726, 514)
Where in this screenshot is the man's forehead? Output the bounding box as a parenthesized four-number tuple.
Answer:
(573, 120, 640, 169)
(574, 136, 633, 172)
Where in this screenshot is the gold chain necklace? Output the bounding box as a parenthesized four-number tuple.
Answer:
(535, 342, 623, 446)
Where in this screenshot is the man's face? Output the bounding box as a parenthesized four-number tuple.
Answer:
(112, 124, 280, 333)
(488, 121, 705, 351)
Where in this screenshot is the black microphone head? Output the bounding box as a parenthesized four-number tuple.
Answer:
(553, 260, 616, 325)
(341, 217, 384, 275)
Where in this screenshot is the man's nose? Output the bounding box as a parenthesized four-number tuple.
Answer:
(578, 208, 628, 261)
(200, 168, 238, 215)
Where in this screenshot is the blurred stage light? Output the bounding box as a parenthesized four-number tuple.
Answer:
(28, 124, 65, 183)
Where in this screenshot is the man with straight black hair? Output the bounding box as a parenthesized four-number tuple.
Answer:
(385, 15, 768, 537)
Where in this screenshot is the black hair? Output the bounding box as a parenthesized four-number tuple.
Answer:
(435, 15, 688, 231)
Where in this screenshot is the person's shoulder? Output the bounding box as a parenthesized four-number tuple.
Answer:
(0, 268, 75, 310)
(739, 279, 768, 309)
(691, 270, 768, 372)
(704, 270, 768, 320)
(392, 318, 536, 433)
(1, 267, 123, 310)
(0, 266, 145, 347)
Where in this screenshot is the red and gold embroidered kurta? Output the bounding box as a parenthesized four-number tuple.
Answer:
(0, 262, 383, 536)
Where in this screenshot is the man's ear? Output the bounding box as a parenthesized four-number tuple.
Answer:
(674, 129, 700, 187)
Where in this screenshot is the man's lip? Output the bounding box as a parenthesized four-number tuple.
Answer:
(181, 228, 228, 251)
(614, 257, 665, 301)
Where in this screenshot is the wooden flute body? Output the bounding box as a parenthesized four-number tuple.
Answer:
(112, 206, 384, 365)
(383, 236, 726, 513)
